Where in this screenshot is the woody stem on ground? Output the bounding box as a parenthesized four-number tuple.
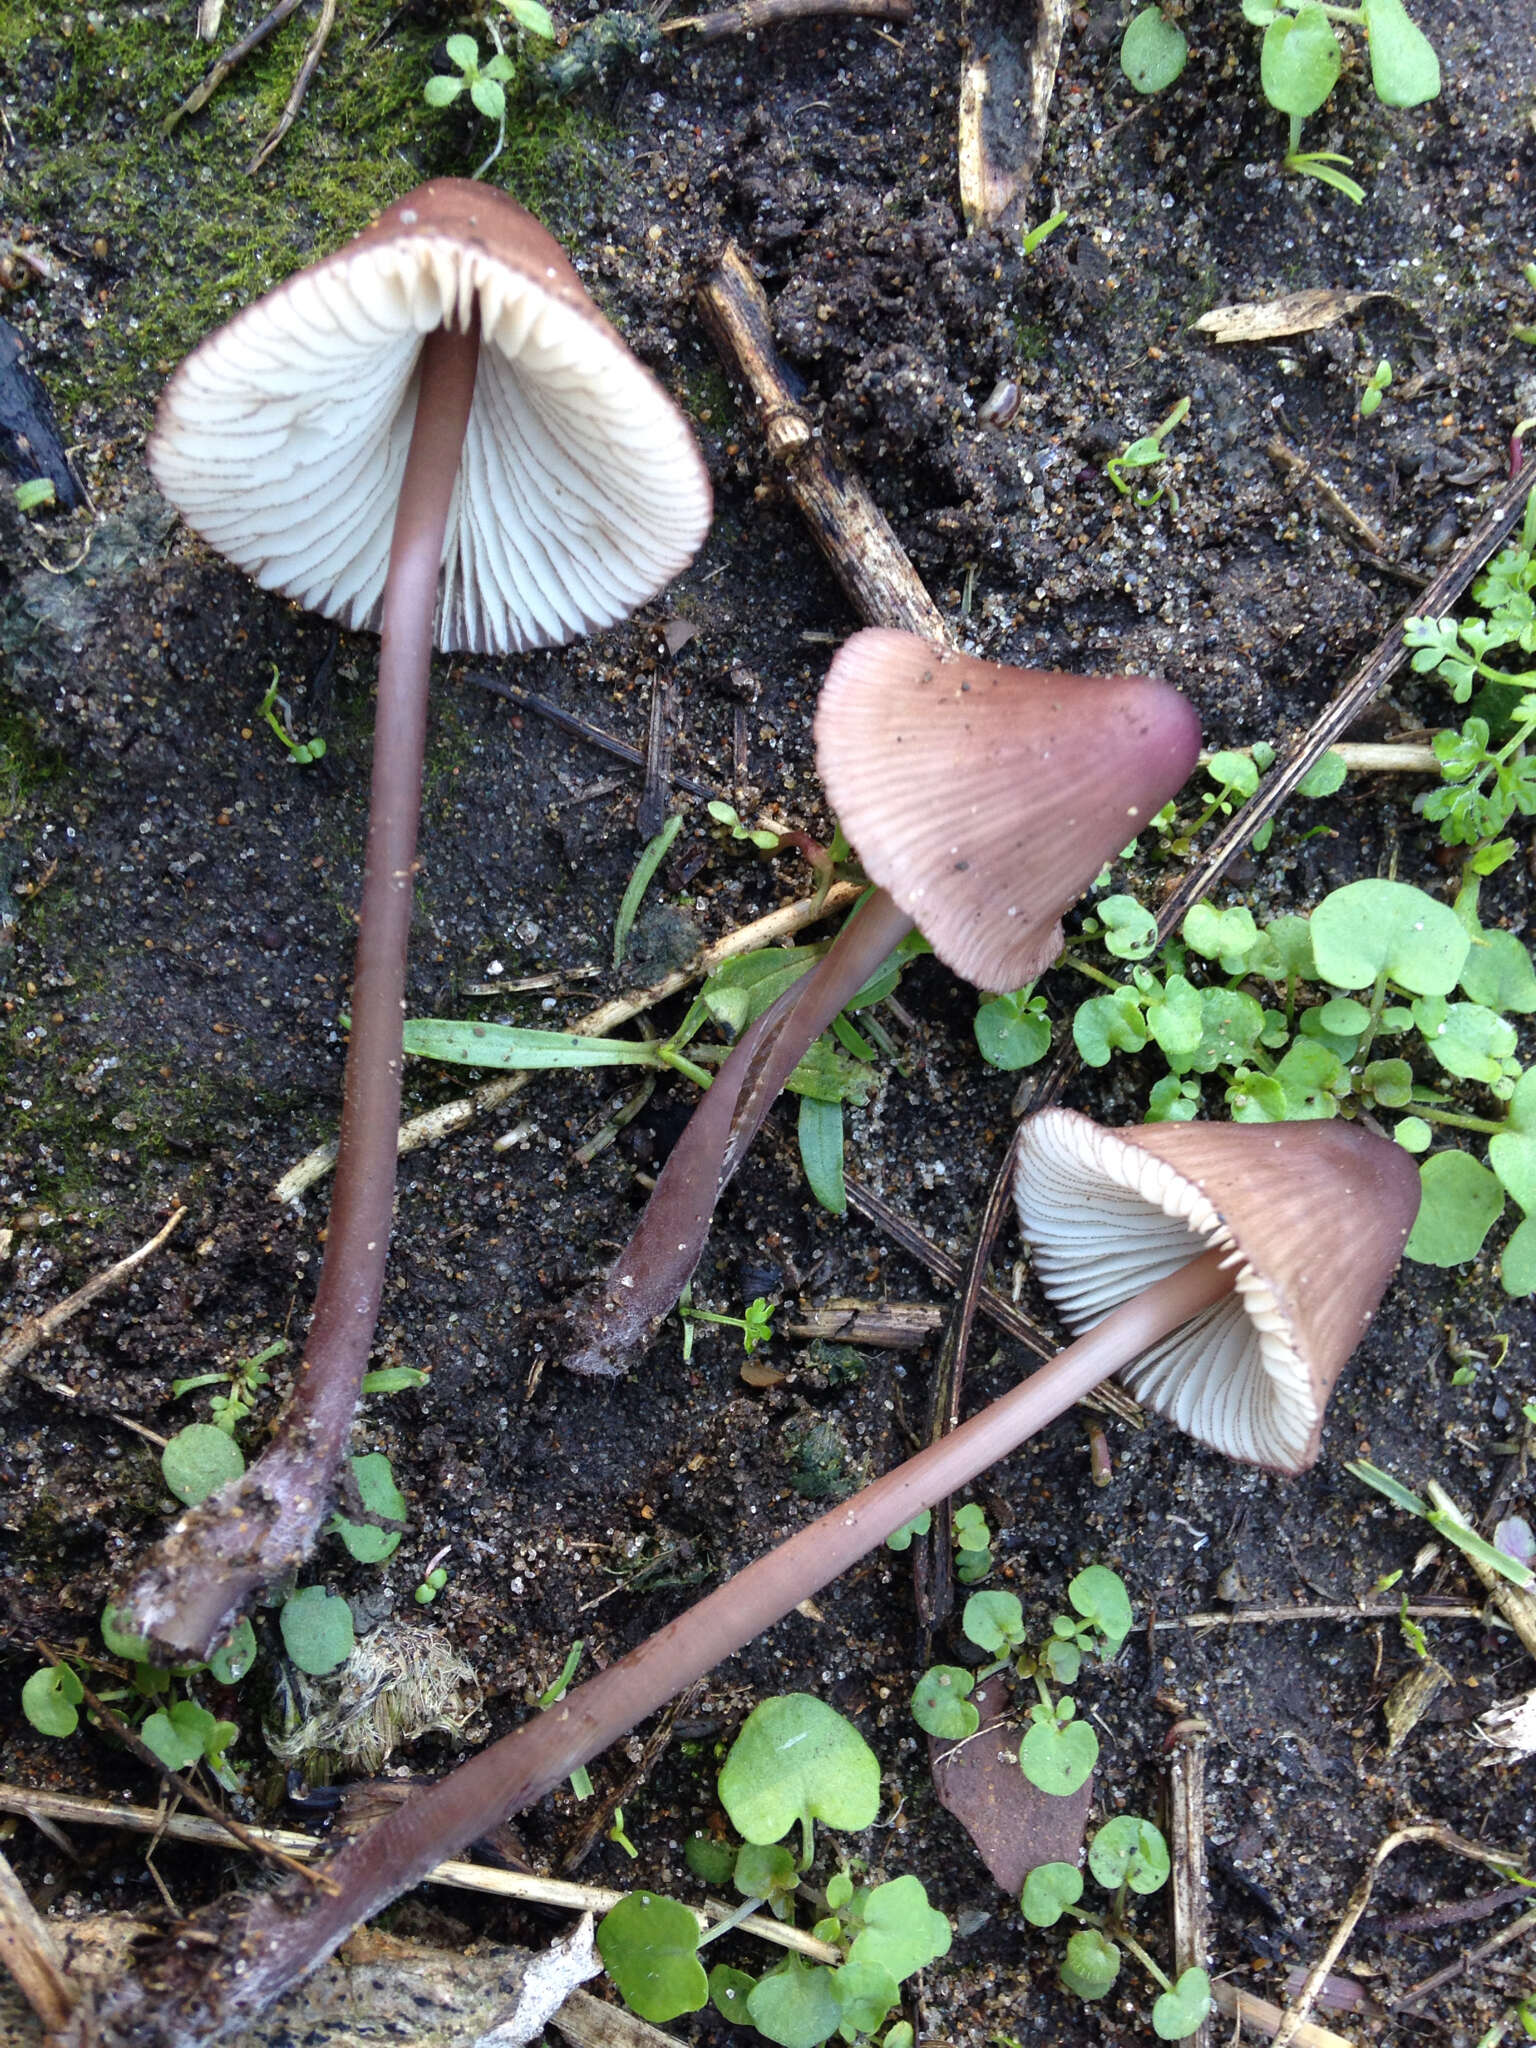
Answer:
(565, 888, 914, 1375)
(131, 1250, 1235, 2043)
(118, 321, 482, 1665)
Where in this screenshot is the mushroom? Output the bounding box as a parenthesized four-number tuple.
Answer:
(566, 627, 1202, 1374)
(124, 181, 711, 1661)
(1013, 1107, 1423, 1472)
(111, 1115, 1417, 2045)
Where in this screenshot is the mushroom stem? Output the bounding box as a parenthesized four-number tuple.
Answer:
(118, 321, 482, 1662)
(134, 1250, 1234, 2043)
(566, 887, 915, 1375)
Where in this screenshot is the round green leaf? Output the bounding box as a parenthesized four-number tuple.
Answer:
(847, 1875, 952, 1983)
(962, 1589, 1024, 1654)
(422, 73, 463, 105)
(1500, 1214, 1536, 1297)
(709, 1964, 757, 2023)
(141, 1705, 207, 1773)
(1260, 5, 1342, 119)
(1019, 1715, 1098, 1796)
(443, 32, 479, 66)
(1309, 881, 1469, 995)
(1404, 1152, 1504, 1266)
(1021, 1861, 1084, 1928)
(1362, 0, 1440, 105)
(101, 1603, 152, 1663)
(597, 1893, 707, 2024)
(747, 1955, 841, 2048)
(911, 1666, 979, 1741)
(719, 1695, 881, 1846)
(22, 1665, 82, 1737)
(1098, 894, 1158, 961)
(1068, 1565, 1133, 1653)
(1459, 927, 1536, 1013)
(1491, 1130, 1536, 1214)
(829, 1957, 899, 2035)
(974, 993, 1051, 1070)
(685, 1831, 736, 1887)
(1120, 6, 1188, 92)
(207, 1616, 258, 1687)
(735, 1841, 798, 1903)
(279, 1586, 355, 1676)
(162, 1424, 246, 1506)
(1060, 1927, 1121, 2001)
(1297, 750, 1348, 798)
(331, 1451, 407, 1564)
(1394, 1116, 1432, 1153)
(1153, 1966, 1214, 2039)
(1088, 1815, 1170, 1894)
(469, 75, 506, 121)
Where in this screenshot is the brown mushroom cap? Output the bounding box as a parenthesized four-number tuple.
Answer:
(148, 180, 711, 654)
(814, 629, 1202, 991)
(1013, 1108, 1422, 1472)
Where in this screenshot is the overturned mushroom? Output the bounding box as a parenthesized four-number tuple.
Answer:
(1013, 1107, 1423, 1472)
(97, 1114, 1417, 2046)
(124, 181, 710, 1662)
(567, 627, 1201, 1374)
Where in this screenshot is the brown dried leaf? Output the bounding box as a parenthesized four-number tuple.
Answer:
(1192, 289, 1372, 344)
(929, 1676, 1091, 1893)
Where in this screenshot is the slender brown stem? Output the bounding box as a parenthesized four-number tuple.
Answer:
(565, 889, 914, 1375)
(130, 1251, 1234, 2043)
(116, 323, 482, 1664)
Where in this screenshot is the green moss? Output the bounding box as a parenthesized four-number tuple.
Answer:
(0, 2, 610, 423)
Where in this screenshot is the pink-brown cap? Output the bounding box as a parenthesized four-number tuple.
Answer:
(813, 630, 1201, 991)
(1013, 1108, 1422, 1473)
(149, 180, 711, 655)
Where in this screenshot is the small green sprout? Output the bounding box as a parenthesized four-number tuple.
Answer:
(172, 1337, 285, 1435)
(677, 1287, 775, 1363)
(1347, 1459, 1536, 1588)
(1358, 356, 1393, 418)
(424, 6, 553, 180)
(536, 1640, 594, 1798)
(14, 478, 56, 514)
(1105, 398, 1190, 509)
(257, 672, 326, 764)
(413, 1565, 450, 1606)
(613, 811, 684, 966)
(952, 1500, 994, 1584)
(708, 798, 780, 851)
(1021, 210, 1069, 256)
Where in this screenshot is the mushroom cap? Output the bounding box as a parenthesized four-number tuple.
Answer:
(148, 180, 711, 655)
(1013, 1108, 1422, 1473)
(814, 630, 1202, 990)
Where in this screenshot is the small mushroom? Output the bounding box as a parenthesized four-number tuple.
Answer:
(127, 181, 710, 1661)
(1013, 1107, 1423, 1472)
(566, 628, 1201, 1375)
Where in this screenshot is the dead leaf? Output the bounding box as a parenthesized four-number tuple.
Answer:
(929, 1676, 1091, 1893)
(1193, 289, 1375, 344)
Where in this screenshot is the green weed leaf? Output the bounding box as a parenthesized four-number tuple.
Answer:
(911, 1666, 979, 1740)
(1120, 6, 1188, 92)
(719, 1695, 881, 1847)
(962, 1589, 1025, 1654)
(1060, 1927, 1121, 2000)
(1153, 1967, 1214, 2039)
(797, 1094, 846, 1215)
(597, 1892, 707, 2024)
(330, 1451, 407, 1564)
(1405, 1152, 1504, 1265)
(847, 1875, 952, 1983)
(1260, 4, 1341, 118)
(1068, 1566, 1133, 1653)
(162, 1424, 245, 1507)
(279, 1587, 355, 1676)
(747, 1955, 840, 2048)
(1310, 880, 1469, 995)
(22, 1664, 83, 1737)
(1019, 1714, 1098, 1796)
(1361, 0, 1440, 105)
(1021, 1861, 1084, 1928)
(1088, 1815, 1170, 1894)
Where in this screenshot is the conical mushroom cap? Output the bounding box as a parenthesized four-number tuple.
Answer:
(814, 630, 1202, 990)
(1014, 1109, 1421, 1473)
(149, 180, 711, 655)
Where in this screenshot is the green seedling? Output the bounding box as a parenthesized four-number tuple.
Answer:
(329, 1451, 408, 1564)
(1023, 1816, 1211, 2038)
(256, 672, 326, 765)
(414, 1564, 450, 1606)
(613, 812, 684, 966)
(708, 799, 781, 853)
(678, 1286, 775, 1364)
(162, 1423, 246, 1507)
(14, 478, 56, 514)
(1121, 0, 1438, 200)
(973, 984, 1052, 1070)
(1021, 210, 1069, 256)
(1358, 356, 1393, 418)
(1347, 1460, 1536, 1589)
(1105, 398, 1190, 510)
(910, 1566, 1132, 1800)
(597, 1695, 947, 2044)
(883, 1508, 932, 1551)
(952, 1500, 994, 1584)
(172, 1337, 285, 1436)
(536, 1640, 596, 1798)
(279, 1586, 356, 1677)
(423, 7, 552, 178)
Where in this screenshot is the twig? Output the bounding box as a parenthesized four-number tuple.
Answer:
(29, 1653, 332, 1894)
(462, 673, 721, 801)
(1206, 740, 1439, 775)
(0, 1784, 837, 1964)
(163, 0, 305, 134)
(956, 0, 1069, 233)
(1273, 1823, 1526, 2048)
(1166, 1720, 1211, 2048)
(0, 1845, 76, 2034)
(667, 0, 913, 41)
(781, 1300, 947, 1347)
(0, 1206, 186, 1395)
(1209, 1981, 1354, 2048)
(1153, 1599, 1486, 1629)
(247, 0, 338, 173)
(1368, 1884, 1530, 1937)
(1268, 435, 1387, 554)
(697, 244, 947, 639)
(1388, 1903, 1536, 2011)
(272, 882, 864, 1202)
(637, 670, 679, 842)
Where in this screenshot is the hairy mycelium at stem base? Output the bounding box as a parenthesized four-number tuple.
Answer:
(98, 1251, 1236, 2047)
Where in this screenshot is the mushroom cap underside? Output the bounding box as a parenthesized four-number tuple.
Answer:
(1013, 1108, 1421, 1473)
(149, 181, 711, 655)
(814, 629, 1202, 992)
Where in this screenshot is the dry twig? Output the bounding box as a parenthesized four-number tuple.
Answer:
(0, 1206, 186, 1396)
(1166, 1720, 1211, 2048)
(0, 1846, 75, 2034)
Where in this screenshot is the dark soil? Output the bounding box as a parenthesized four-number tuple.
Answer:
(2, 3, 1534, 2043)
